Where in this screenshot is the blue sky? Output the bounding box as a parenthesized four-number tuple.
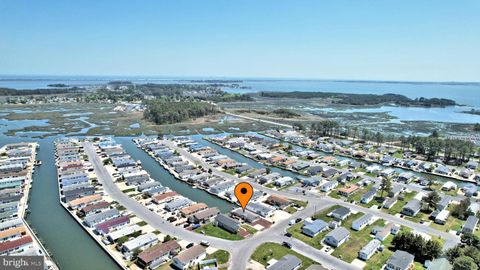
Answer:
(1, 0, 479, 81)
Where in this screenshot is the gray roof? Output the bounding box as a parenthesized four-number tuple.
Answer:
(326, 226, 349, 241)
(137, 181, 162, 191)
(231, 208, 260, 223)
(215, 213, 240, 231)
(332, 207, 351, 218)
(353, 213, 374, 227)
(360, 239, 381, 255)
(362, 189, 376, 200)
(387, 250, 414, 269)
(84, 209, 119, 225)
(305, 265, 328, 270)
(268, 254, 302, 270)
(165, 197, 193, 211)
(464, 215, 479, 231)
(303, 219, 328, 234)
(403, 199, 421, 212)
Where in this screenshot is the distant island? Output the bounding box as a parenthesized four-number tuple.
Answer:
(259, 91, 457, 107)
(463, 109, 480, 115)
(47, 83, 69, 87)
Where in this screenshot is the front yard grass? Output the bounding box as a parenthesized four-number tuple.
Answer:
(206, 249, 230, 264)
(195, 223, 243, 241)
(331, 219, 385, 263)
(291, 199, 308, 208)
(287, 205, 341, 250)
(383, 191, 417, 215)
(242, 224, 258, 235)
(251, 242, 318, 270)
(285, 206, 297, 214)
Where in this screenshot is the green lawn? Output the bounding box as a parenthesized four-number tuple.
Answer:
(285, 206, 297, 214)
(429, 216, 464, 232)
(287, 205, 340, 250)
(251, 242, 318, 270)
(327, 191, 342, 199)
(206, 249, 230, 264)
(351, 183, 375, 202)
(195, 224, 243, 241)
(242, 224, 258, 235)
(331, 219, 385, 263)
(383, 191, 418, 215)
(287, 221, 326, 250)
(291, 199, 308, 208)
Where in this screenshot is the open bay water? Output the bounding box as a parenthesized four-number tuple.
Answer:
(2, 76, 480, 107)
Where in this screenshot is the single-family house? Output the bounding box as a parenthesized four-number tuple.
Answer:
(324, 227, 349, 247)
(358, 239, 381, 260)
(331, 207, 351, 221)
(121, 233, 158, 259)
(302, 219, 328, 237)
(402, 199, 422, 216)
(268, 254, 302, 270)
(172, 245, 207, 270)
(136, 240, 181, 269)
(320, 181, 338, 192)
(214, 214, 241, 233)
(434, 210, 450, 225)
(462, 216, 479, 234)
(385, 250, 414, 270)
(361, 190, 376, 204)
(441, 181, 457, 191)
(338, 185, 359, 197)
(352, 214, 375, 231)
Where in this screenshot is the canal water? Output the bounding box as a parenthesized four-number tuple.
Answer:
(116, 137, 234, 213)
(0, 132, 120, 270)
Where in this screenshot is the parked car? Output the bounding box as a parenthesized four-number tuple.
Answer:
(186, 243, 194, 249)
(284, 232, 292, 237)
(282, 242, 292, 249)
(200, 240, 210, 247)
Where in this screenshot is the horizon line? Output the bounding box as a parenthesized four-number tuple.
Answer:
(0, 74, 479, 85)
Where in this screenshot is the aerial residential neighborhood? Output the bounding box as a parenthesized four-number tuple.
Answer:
(1, 1, 480, 270)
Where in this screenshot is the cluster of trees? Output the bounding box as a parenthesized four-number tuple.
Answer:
(143, 100, 218, 125)
(307, 120, 389, 145)
(272, 108, 300, 118)
(259, 91, 456, 107)
(452, 198, 474, 220)
(205, 93, 253, 102)
(474, 123, 480, 132)
(391, 231, 442, 262)
(446, 233, 480, 270)
(421, 191, 441, 212)
(0, 87, 82, 96)
(297, 120, 477, 164)
(399, 135, 476, 163)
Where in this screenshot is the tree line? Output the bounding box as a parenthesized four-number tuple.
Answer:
(260, 91, 456, 107)
(295, 120, 477, 164)
(143, 99, 218, 125)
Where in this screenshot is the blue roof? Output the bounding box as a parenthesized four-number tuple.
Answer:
(303, 219, 328, 233)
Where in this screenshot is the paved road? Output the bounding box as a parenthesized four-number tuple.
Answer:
(224, 112, 294, 129)
(85, 142, 355, 270)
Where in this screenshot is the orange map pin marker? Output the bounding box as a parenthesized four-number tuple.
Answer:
(234, 182, 253, 211)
